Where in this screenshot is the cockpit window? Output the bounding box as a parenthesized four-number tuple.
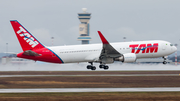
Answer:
(170, 44, 173, 46)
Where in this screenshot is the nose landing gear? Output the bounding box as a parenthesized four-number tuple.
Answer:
(162, 56, 167, 64)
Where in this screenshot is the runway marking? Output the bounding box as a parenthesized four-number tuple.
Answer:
(0, 74, 179, 77)
(0, 87, 180, 93)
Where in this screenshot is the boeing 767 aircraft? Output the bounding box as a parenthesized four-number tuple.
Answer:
(10, 20, 177, 70)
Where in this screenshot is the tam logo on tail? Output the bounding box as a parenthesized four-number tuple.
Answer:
(17, 26, 39, 48)
(11, 20, 45, 51)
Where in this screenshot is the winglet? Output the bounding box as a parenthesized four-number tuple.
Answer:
(97, 31, 109, 44)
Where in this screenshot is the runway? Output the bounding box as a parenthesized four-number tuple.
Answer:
(0, 71, 179, 93)
(0, 87, 180, 93)
(0, 74, 179, 77)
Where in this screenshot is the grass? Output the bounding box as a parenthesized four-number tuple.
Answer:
(0, 76, 180, 88)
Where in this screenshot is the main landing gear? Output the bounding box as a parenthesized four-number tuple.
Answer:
(87, 62, 109, 71)
(162, 56, 167, 64)
(87, 62, 96, 70)
(99, 64, 109, 70)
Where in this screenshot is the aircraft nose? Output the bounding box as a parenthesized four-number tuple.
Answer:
(173, 46, 177, 52)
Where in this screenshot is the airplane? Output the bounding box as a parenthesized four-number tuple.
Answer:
(10, 20, 177, 70)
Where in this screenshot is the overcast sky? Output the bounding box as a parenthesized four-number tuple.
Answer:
(0, 0, 180, 53)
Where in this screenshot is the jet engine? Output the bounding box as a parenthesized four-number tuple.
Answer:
(115, 53, 136, 63)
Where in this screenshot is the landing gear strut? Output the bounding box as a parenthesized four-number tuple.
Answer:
(162, 56, 167, 64)
(87, 62, 96, 70)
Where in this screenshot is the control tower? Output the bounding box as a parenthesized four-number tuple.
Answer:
(77, 8, 91, 44)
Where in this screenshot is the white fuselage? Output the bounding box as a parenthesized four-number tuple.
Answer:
(47, 40, 177, 63)
(11, 20, 177, 67)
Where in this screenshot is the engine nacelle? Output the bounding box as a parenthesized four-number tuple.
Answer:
(115, 53, 136, 63)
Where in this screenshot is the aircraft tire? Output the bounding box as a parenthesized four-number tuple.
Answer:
(104, 66, 109, 70)
(99, 65, 105, 69)
(163, 61, 167, 64)
(91, 66, 96, 70)
(87, 65, 92, 69)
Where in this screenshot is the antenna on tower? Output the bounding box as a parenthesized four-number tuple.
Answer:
(82, 8, 87, 13)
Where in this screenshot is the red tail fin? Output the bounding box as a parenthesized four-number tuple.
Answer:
(10, 20, 44, 51)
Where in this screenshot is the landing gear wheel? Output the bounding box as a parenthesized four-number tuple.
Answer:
(104, 66, 109, 70)
(99, 65, 105, 69)
(99, 65, 109, 70)
(87, 62, 96, 70)
(91, 66, 96, 70)
(87, 65, 91, 69)
(162, 56, 167, 65)
(163, 61, 167, 64)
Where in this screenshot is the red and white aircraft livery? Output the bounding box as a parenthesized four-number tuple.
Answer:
(10, 20, 177, 70)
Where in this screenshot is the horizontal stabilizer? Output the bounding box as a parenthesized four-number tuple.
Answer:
(22, 50, 41, 56)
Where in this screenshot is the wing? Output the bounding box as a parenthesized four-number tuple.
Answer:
(97, 31, 122, 63)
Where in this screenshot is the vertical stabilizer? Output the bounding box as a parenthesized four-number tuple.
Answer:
(10, 20, 44, 51)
